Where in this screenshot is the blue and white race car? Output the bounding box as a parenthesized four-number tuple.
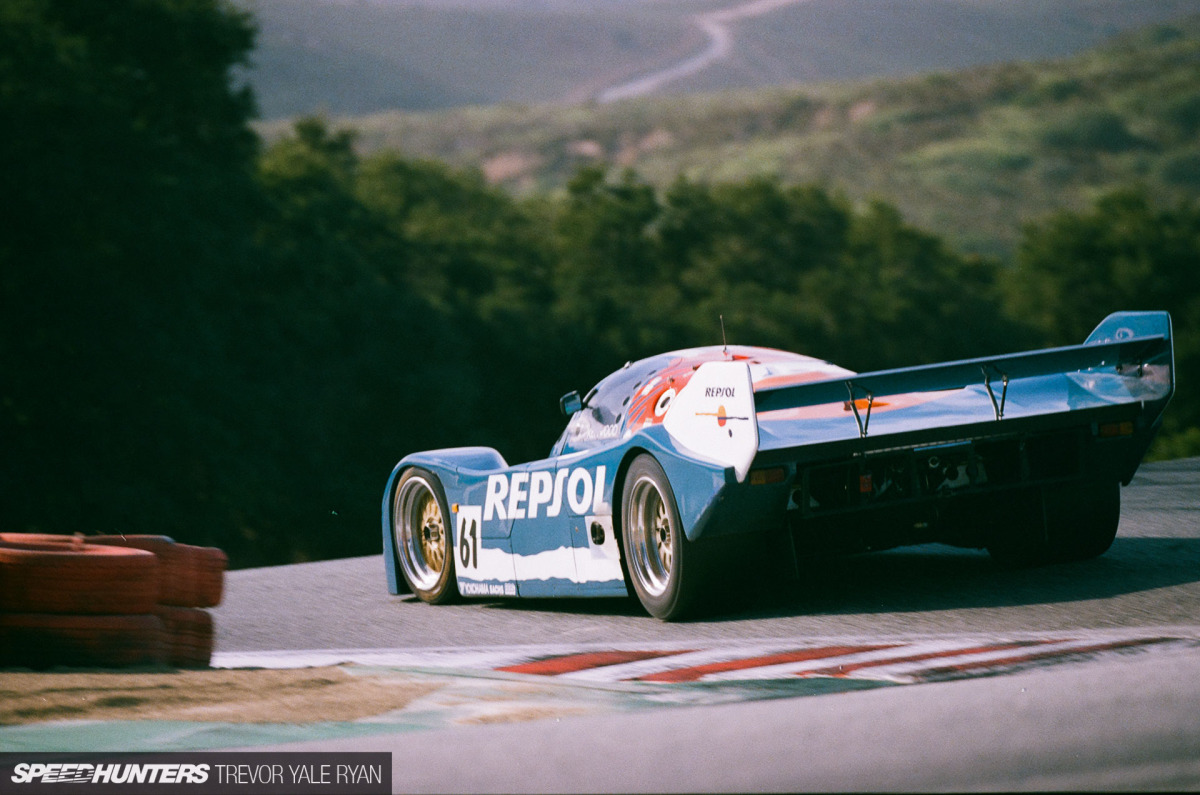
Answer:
(383, 311, 1174, 619)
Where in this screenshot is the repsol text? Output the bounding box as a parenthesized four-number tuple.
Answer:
(484, 466, 610, 521)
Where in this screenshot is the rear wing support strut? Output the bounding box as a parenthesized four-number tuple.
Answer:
(754, 312, 1174, 437)
(846, 382, 875, 438)
(848, 364, 1010, 436)
(983, 366, 1010, 421)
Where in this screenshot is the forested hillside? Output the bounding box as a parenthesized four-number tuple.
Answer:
(328, 15, 1200, 260)
(241, 0, 1200, 118)
(3, 1, 1197, 568)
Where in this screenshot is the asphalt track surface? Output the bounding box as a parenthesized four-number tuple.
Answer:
(213, 457, 1200, 792)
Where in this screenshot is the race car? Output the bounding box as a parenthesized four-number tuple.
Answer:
(382, 311, 1174, 620)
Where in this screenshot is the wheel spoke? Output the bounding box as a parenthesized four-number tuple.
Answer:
(627, 475, 675, 598)
(395, 475, 448, 593)
(654, 500, 672, 575)
(419, 498, 445, 571)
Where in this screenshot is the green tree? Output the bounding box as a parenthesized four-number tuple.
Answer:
(357, 148, 564, 463)
(822, 200, 1016, 370)
(548, 166, 665, 382)
(660, 178, 851, 352)
(1, 0, 261, 544)
(1007, 188, 1200, 456)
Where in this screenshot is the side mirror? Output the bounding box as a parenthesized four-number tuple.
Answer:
(559, 390, 582, 417)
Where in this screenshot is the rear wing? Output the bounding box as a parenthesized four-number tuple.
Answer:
(754, 311, 1173, 437)
(661, 312, 1172, 482)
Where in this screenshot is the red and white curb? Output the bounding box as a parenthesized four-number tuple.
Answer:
(214, 631, 1200, 686)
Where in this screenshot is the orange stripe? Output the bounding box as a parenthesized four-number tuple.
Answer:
(498, 649, 694, 676)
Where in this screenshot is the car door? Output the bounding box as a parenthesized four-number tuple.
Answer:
(499, 458, 581, 597)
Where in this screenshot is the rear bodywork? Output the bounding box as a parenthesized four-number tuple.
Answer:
(383, 311, 1174, 598)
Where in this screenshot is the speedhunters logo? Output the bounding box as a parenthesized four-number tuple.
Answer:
(10, 763, 208, 785)
(1, 753, 390, 794)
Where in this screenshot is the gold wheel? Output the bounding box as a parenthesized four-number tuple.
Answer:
(416, 493, 446, 575)
(393, 469, 455, 602)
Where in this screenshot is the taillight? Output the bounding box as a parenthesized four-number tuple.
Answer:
(749, 467, 787, 485)
(1097, 421, 1135, 438)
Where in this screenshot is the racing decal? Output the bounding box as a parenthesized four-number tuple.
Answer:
(458, 506, 480, 568)
(510, 546, 578, 584)
(456, 471, 624, 593)
(483, 466, 611, 522)
(696, 404, 750, 427)
(626, 361, 696, 431)
(566, 422, 623, 444)
(662, 361, 759, 482)
(456, 543, 623, 591)
(654, 388, 676, 417)
(460, 581, 518, 597)
(454, 505, 518, 595)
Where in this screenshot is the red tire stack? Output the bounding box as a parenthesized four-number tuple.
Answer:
(0, 533, 227, 669)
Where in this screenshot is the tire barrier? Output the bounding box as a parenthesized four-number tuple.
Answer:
(0, 533, 227, 669)
(155, 605, 214, 669)
(0, 539, 160, 615)
(84, 535, 227, 609)
(0, 613, 167, 669)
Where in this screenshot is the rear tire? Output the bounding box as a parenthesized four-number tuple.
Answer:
(987, 479, 1121, 566)
(392, 468, 457, 604)
(985, 488, 1048, 567)
(621, 455, 710, 620)
(1045, 479, 1120, 563)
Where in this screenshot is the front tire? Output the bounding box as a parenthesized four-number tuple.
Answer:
(392, 468, 457, 604)
(621, 455, 710, 620)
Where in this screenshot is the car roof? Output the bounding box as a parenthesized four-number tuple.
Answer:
(591, 344, 852, 407)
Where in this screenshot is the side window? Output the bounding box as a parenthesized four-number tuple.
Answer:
(553, 357, 668, 456)
(560, 403, 622, 452)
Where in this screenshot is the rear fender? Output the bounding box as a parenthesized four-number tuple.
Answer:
(628, 426, 742, 542)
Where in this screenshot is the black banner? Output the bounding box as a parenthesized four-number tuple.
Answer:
(0, 754, 391, 795)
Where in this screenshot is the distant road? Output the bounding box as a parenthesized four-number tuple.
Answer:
(598, 0, 810, 102)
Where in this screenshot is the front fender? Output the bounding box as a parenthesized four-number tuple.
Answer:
(381, 447, 510, 594)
